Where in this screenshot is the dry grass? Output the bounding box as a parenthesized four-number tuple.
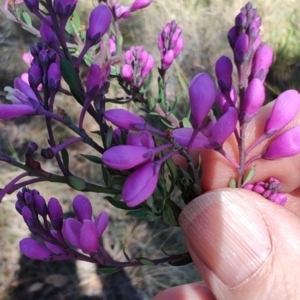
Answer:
(0, 0, 300, 298)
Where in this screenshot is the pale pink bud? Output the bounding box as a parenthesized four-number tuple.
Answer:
(114, 3, 131, 19)
(121, 64, 133, 82)
(240, 78, 265, 122)
(265, 90, 300, 136)
(162, 49, 174, 70)
(124, 49, 133, 63)
(263, 126, 300, 159)
(141, 54, 154, 77)
(189, 73, 215, 128)
(173, 36, 184, 58)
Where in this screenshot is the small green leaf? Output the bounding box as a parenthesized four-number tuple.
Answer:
(68, 176, 86, 191)
(243, 166, 256, 185)
(81, 154, 103, 164)
(169, 255, 192, 266)
(147, 96, 156, 111)
(182, 117, 192, 127)
(22, 11, 32, 26)
(60, 57, 84, 105)
(140, 70, 153, 94)
(104, 127, 113, 149)
(146, 212, 160, 222)
(61, 148, 69, 169)
(162, 204, 178, 226)
(101, 165, 110, 186)
(15, 6, 22, 20)
(65, 20, 74, 35)
(126, 208, 150, 218)
(135, 257, 155, 265)
(229, 177, 237, 188)
(98, 267, 118, 275)
(105, 196, 133, 210)
(73, 11, 81, 28)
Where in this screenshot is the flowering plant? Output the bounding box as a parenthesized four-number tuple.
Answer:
(0, 0, 299, 283)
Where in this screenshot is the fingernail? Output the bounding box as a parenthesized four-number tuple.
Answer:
(179, 189, 271, 287)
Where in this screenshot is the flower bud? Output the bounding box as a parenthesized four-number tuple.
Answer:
(162, 49, 174, 70)
(130, 0, 152, 11)
(121, 64, 133, 82)
(227, 26, 238, 49)
(250, 44, 273, 81)
(240, 78, 265, 122)
(20, 238, 52, 260)
(86, 63, 102, 96)
(141, 54, 154, 77)
(102, 145, 152, 170)
(263, 126, 300, 159)
(24, 0, 39, 13)
(86, 5, 112, 46)
(172, 128, 209, 148)
(48, 197, 63, 230)
(104, 109, 146, 130)
(114, 3, 131, 19)
(215, 56, 233, 92)
(53, 0, 78, 18)
(40, 20, 58, 47)
(189, 73, 215, 128)
(265, 90, 300, 136)
(33, 194, 47, 216)
(235, 12, 247, 29)
(234, 33, 249, 64)
(126, 131, 155, 148)
(215, 86, 237, 114)
(28, 64, 42, 88)
(173, 36, 184, 57)
(47, 63, 61, 92)
(73, 195, 92, 221)
(122, 161, 160, 207)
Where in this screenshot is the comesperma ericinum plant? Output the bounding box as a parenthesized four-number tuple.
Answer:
(0, 0, 300, 272)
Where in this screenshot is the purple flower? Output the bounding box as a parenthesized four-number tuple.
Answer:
(102, 145, 153, 170)
(122, 161, 160, 207)
(47, 62, 61, 92)
(263, 126, 300, 159)
(40, 19, 59, 47)
(86, 63, 110, 97)
(240, 78, 265, 122)
(234, 33, 249, 64)
(2, 78, 40, 119)
(130, 0, 152, 11)
(80, 220, 99, 253)
(264, 90, 300, 136)
(20, 238, 52, 260)
(215, 86, 237, 114)
(86, 5, 112, 46)
(114, 3, 131, 19)
(28, 64, 42, 89)
(189, 73, 215, 129)
(24, 0, 39, 13)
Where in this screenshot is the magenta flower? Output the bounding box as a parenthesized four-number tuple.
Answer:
(263, 126, 300, 159)
(121, 64, 134, 82)
(86, 5, 112, 46)
(240, 78, 265, 122)
(126, 131, 155, 148)
(189, 73, 215, 129)
(2, 78, 40, 119)
(122, 161, 160, 207)
(114, 3, 131, 19)
(72, 194, 93, 222)
(215, 86, 237, 114)
(264, 90, 300, 136)
(102, 145, 153, 170)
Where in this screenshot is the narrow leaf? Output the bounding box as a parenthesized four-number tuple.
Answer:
(68, 176, 86, 191)
(81, 154, 103, 164)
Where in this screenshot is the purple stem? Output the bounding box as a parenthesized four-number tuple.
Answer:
(0, 172, 28, 201)
(245, 133, 268, 155)
(245, 153, 263, 168)
(187, 128, 200, 152)
(78, 95, 92, 130)
(49, 137, 84, 156)
(216, 148, 240, 168)
(6, 177, 48, 194)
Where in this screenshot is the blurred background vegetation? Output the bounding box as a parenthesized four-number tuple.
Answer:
(0, 0, 300, 299)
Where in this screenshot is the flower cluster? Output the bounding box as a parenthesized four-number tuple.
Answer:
(1, 0, 300, 272)
(17, 188, 109, 261)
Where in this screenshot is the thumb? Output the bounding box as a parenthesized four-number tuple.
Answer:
(179, 188, 300, 300)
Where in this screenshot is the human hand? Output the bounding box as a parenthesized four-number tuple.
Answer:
(155, 102, 300, 300)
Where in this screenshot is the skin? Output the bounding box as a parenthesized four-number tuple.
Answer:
(154, 101, 300, 300)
